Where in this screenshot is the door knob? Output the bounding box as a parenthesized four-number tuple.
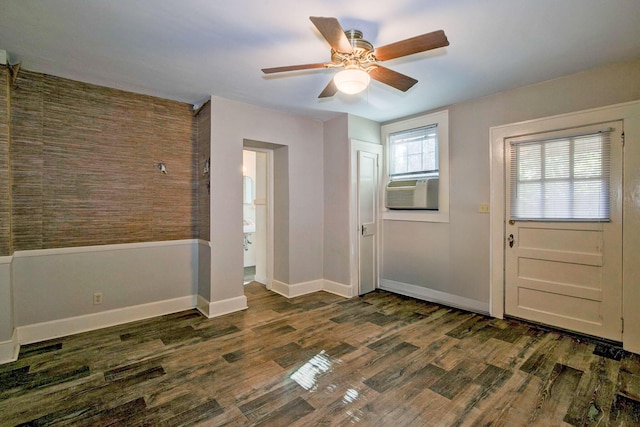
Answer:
(507, 234, 514, 248)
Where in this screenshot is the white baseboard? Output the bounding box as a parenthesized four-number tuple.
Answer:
(271, 279, 323, 298)
(254, 275, 267, 285)
(197, 295, 247, 318)
(271, 279, 351, 299)
(17, 295, 198, 345)
(197, 295, 210, 317)
(0, 330, 19, 364)
(290, 279, 323, 297)
(323, 280, 353, 298)
(271, 280, 289, 297)
(379, 279, 489, 315)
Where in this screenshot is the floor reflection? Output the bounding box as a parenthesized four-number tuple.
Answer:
(290, 350, 332, 391)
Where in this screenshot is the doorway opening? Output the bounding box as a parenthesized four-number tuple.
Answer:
(242, 149, 267, 285)
(242, 139, 287, 293)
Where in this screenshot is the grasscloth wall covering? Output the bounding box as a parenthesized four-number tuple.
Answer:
(0, 68, 9, 256)
(10, 70, 198, 251)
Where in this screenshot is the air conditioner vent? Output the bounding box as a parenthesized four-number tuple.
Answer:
(385, 178, 438, 210)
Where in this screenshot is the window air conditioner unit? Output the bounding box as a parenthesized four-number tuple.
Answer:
(385, 178, 439, 210)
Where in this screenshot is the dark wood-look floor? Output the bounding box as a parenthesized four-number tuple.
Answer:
(1, 283, 640, 426)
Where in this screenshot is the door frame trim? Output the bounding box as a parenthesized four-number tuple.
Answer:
(349, 139, 383, 295)
(489, 100, 640, 352)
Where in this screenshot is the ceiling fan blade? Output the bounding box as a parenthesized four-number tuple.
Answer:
(318, 79, 338, 98)
(262, 63, 327, 74)
(309, 16, 353, 53)
(374, 30, 449, 61)
(369, 66, 418, 92)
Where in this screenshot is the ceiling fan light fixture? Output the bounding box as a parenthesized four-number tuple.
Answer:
(333, 67, 370, 94)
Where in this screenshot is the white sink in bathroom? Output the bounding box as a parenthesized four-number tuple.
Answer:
(243, 219, 256, 233)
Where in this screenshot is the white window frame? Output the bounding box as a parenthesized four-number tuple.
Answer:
(382, 110, 449, 223)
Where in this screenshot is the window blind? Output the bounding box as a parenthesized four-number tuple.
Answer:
(509, 129, 611, 221)
(389, 125, 438, 178)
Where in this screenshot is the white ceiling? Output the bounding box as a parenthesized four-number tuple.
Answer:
(2, 0, 640, 123)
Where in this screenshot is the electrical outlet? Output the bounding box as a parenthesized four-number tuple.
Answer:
(93, 292, 103, 305)
(478, 203, 490, 213)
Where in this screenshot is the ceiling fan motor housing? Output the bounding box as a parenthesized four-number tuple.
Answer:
(331, 29, 376, 69)
(345, 30, 373, 52)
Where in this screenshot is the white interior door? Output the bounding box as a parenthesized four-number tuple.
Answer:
(504, 122, 623, 341)
(357, 148, 380, 295)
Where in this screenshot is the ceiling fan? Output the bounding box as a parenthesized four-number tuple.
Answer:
(262, 16, 449, 98)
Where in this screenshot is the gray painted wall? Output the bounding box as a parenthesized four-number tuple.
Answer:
(323, 115, 350, 286)
(209, 97, 324, 302)
(382, 58, 640, 303)
(273, 146, 290, 284)
(0, 263, 11, 341)
(196, 102, 211, 300)
(12, 242, 198, 326)
(348, 115, 381, 144)
(322, 114, 381, 288)
(198, 242, 211, 300)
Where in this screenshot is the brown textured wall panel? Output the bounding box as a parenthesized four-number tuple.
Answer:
(11, 70, 197, 250)
(0, 68, 9, 255)
(196, 101, 211, 241)
(10, 71, 44, 251)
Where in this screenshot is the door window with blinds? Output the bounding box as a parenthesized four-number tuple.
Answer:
(509, 128, 612, 221)
(388, 125, 438, 179)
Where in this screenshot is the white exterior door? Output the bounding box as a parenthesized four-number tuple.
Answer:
(504, 122, 623, 341)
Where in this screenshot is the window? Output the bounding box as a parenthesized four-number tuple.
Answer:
(389, 125, 438, 179)
(509, 129, 612, 221)
(382, 110, 449, 222)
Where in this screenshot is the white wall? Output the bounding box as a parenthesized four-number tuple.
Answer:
(209, 97, 324, 302)
(382, 59, 640, 310)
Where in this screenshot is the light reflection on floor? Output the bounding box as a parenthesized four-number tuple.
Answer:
(342, 388, 359, 404)
(290, 350, 366, 423)
(290, 350, 332, 391)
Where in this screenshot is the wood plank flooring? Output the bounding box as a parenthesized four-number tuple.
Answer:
(1, 283, 640, 426)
